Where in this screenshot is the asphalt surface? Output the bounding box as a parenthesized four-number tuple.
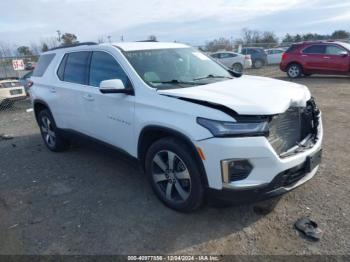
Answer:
(0, 68, 349, 255)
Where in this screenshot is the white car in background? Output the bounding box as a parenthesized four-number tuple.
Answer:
(265, 48, 285, 65)
(210, 51, 252, 73)
(0, 79, 27, 108)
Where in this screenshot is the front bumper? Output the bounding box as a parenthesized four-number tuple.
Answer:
(196, 115, 323, 201)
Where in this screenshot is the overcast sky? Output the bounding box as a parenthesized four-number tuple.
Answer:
(1, 0, 350, 46)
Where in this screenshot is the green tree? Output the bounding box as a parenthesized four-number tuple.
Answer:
(41, 43, 49, 52)
(282, 34, 294, 43)
(17, 46, 32, 56)
(61, 33, 78, 45)
(331, 30, 350, 40)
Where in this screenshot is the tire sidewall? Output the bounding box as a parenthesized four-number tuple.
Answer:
(254, 59, 263, 69)
(145, 138, 204, 212)
(287, 63, 302, 78)
(232, 63, 243, 73)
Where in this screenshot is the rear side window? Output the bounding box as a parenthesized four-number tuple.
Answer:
(62, 52, 91, 85)
(89, 51, 130, 87)
(285, 45, 301, 53)
(32, 54, 55, 77)
(303, 45, 326, 54)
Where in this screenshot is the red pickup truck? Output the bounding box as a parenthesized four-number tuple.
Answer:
(280, 41, 350, 78)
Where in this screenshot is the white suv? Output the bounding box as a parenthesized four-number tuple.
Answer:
(30, 42, 323, 212)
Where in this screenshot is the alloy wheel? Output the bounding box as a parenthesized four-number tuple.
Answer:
(288, 65, 300, 78)
(151, 150, 191, 203)
(41, 116, 56, 148)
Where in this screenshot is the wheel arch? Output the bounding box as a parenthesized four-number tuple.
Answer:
(137, 125, 209, 187)
(33, 99, 51, 123)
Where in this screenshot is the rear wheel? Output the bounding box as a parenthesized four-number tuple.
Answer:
(145, 137, 204, 212)
(287, 63, 302, 78)
(232, 63, 243, 73)
(38, 109, 69, 152)
(253, 59, 264, 69)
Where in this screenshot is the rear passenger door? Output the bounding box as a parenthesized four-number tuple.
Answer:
(301, 45, 326, 71)
(56, 51, 91, 133)
(81, 51, 135, 152)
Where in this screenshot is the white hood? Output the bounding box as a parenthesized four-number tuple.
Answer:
(157, 75, 311, 115)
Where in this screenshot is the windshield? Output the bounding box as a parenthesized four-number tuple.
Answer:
(339, 42, 350, 51)
(124, 48, 233, 89)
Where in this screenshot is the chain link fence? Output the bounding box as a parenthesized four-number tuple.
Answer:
(0, 55, 37, 115)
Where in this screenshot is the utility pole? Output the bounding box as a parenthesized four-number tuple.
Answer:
(57, 30, 61, 43)
(120, 35, 124, 42)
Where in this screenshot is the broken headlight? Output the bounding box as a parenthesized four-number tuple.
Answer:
(197, 117, 269, 137)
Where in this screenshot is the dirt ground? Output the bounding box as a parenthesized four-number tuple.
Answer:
(0, 68, 349, 255)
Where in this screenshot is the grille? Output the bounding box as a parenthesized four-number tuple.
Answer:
(268, 100, 318, 156)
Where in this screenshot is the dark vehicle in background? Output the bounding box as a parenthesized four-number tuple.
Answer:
(25, 62, 36, 70)
(19, 70, 33, 95)
(280, 41, 350, 78)
(240, 47, 267, 69)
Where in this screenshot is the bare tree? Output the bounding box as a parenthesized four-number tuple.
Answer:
(204, 37, 233, 52)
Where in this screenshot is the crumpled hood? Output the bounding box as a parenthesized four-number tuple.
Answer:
(157, 75, 311, 115)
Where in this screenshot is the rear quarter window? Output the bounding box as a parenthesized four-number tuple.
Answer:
(285, 45, 301, 53)
(32, 54, 56, 77)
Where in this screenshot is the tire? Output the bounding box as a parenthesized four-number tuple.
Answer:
(287, 63, 302, 78)
(38, 109, 69, 152)
(145, 137, 204, 212)
(253, 59, 264, 69)
(232, 63, 243, 73)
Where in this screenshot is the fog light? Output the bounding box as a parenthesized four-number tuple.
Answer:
(221, 159, 253, 183)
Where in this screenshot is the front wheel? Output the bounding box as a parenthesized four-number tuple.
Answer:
(145, 137, 204, 212)
(287, 63, 302, 78)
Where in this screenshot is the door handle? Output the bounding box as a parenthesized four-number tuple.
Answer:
(49, 87, 56, 93)
(323, 56, 330, 59)
(83, 94, 94, 101)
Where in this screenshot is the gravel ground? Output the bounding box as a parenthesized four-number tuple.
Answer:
(0, 68, 349, 255)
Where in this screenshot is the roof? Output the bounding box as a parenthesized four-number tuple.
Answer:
(111, 42, 189, 51)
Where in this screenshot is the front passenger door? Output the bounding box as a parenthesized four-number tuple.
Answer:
(80, 51, 135, 152)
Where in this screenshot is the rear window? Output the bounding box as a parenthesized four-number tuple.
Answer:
(33, 54, 55, 77)
(0, 81, 21, 88)
(285, 44, 301, 53)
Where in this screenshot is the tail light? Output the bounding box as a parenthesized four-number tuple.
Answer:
(26, 80, 33, 89)
(282, 52, 287, 61)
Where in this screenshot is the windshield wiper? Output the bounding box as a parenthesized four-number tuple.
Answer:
(193, 74, 233, 81)
(151, 79, 200, 86)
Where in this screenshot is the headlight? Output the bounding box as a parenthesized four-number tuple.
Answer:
(197, 117, 269, 137)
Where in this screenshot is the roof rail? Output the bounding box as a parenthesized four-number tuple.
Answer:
(49, 42, 98, 51)
(135, 40, 158, 42)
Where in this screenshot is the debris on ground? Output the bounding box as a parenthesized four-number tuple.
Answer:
(0, 134, 14, 141)
(294, 217, 323, 241)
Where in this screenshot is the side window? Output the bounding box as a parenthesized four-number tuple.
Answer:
(326, 45, 347, 55)
(220, 53, 233, 58)
(57, 54, 68, 80)
(211, 53, 220, 59)
(89, 51, 130, 88)
(303, 45, 326, 54)
(63, 52, 91, 84)
(33, 54, 55, 77)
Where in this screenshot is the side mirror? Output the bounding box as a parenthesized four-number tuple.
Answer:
(340, 51, 349, 57)
(99, 79, 133, 95)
